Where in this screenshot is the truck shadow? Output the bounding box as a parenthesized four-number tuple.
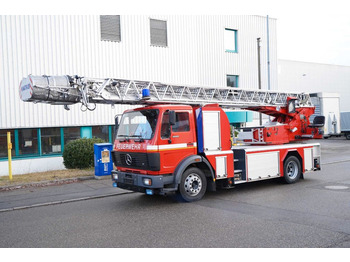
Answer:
(204, 177, 313, 200)
(111, 178, 314, 210)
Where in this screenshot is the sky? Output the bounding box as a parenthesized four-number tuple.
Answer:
(275, 14, 350, 66)
(4, 0, 350, 66)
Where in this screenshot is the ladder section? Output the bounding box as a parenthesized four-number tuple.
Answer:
(20, 75, 313, 110)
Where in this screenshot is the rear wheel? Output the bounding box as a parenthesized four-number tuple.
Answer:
(345, 133, 350, 140)
(178, 167, 207, 202)
(283, 156, 301, 184)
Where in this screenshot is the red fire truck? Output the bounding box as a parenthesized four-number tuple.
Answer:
(20, 75, 324, 202)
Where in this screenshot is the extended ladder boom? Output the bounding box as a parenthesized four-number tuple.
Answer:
(20, 75, 313, 111)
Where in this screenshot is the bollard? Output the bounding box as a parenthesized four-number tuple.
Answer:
(7, 132, 12, 180)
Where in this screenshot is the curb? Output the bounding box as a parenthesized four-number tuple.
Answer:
(0, 191, 135, 213)
(0, 176, 96, 192)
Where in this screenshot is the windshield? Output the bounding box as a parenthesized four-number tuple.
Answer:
(117, 109, 159, 140)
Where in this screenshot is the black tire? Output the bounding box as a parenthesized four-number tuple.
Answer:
(346, 133, 350, 140)
(178, 167, 207, 202)
(283, 156, 301, 184)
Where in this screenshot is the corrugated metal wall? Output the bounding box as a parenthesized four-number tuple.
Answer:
(0, 15, 277, 129)
(278, 59, 350, 112)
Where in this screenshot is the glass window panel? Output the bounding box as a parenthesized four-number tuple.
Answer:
(225, 29, 237, 52)
(173, 112, 190, 132)
(92, 125, 109, 142)
(227, 75, 239, 87)
(117, 110, 158, 140)
(112, 126, 117, 143)
(41, 127, 62, 155)
(0, 129, 15, 158)
(64, 127, 81, 145)
(18, 129, 38, 155)
(161, 112, 170, 139)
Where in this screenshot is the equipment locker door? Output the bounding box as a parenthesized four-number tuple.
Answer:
(202, 111, 221, 151)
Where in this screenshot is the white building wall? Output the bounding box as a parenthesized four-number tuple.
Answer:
(278, 59, 350, 112)
(0, 157, 65, 176)
(0, 15, 278, 129)
(0, 15, 278, 176)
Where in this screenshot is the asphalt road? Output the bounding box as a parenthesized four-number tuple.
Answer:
(0, 138, 349, 248)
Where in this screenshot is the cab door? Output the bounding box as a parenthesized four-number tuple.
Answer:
(158, 110, 196, 175)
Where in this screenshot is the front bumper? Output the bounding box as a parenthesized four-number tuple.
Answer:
(111, 170, 176, 195)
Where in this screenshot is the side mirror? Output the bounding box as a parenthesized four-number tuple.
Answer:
(169, 110, 176, 126)
(114, 116, 119, 135)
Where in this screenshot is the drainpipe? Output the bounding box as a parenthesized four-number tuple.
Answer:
(257, 37, 262, 126)
(267, 15, 271, 90)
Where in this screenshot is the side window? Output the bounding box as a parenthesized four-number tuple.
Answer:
(173, 112, 190, 132)
(161, 112, 170, 139)
(161, 111, 190, 139)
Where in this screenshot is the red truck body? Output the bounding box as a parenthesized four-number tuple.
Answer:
(111, 103, 321, 201)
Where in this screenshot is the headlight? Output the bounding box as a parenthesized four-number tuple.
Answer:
(143, 178, 152, 186)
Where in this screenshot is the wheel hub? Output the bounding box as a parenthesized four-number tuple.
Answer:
(287, 161, 298, 179)
(184, 173, 202, 196)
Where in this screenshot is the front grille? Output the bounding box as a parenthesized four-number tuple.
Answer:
(112, 151, 160, 171)
(120, 153, 148, 167)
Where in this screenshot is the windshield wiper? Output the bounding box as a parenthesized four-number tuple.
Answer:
(117, 134, 130, 142)
(129, 135, 144, 142)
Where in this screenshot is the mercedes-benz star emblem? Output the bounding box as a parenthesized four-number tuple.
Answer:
(125, 154, 132, 166)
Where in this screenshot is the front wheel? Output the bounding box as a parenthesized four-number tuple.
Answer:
(283, 156, 301, 184)
(178, 167, 207, 202)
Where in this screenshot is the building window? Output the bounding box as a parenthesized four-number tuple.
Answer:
(227, 75, 239, 87)
(64, 127, 81, 145)
(100, 15, 121, 42)
(92, 125, 110, 142)
(0, 130, 15, 158)
(0, 125, 116, 160)
(18, 129, 38, 156)
(225, 28, 237, 52)
(150, 19, 168, 47)
(41, 128, 62, 155)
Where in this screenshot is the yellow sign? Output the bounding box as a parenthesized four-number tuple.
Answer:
(101, 150, 110, 163)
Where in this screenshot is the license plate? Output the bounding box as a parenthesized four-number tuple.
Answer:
(124, 178, 134, 185)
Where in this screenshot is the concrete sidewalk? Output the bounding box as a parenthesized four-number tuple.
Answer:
(0, 176, 133, 212)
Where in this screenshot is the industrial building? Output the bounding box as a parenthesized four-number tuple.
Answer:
(0, 15, 278, 175)
(278, 59, 350, 112)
